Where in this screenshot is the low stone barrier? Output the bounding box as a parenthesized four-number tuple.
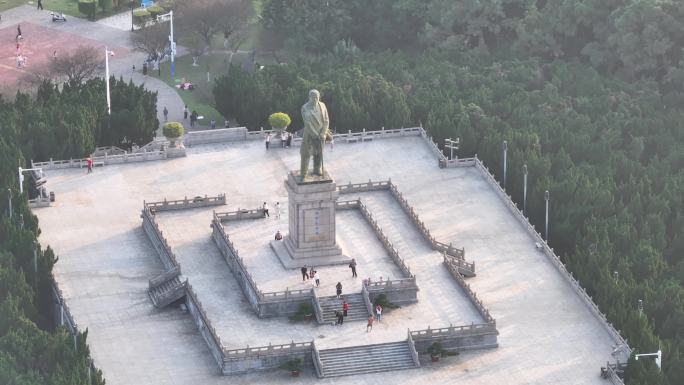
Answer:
(51, 276, 99, 379)
(141, 206, 180, 270)
(443, 255, 494, 323)
(222, 341, 313, 375)
(338, 180, 474, 274)
(357, 200, 414, 278)
(31, 149, 166, 170)
(215, 208, 264, 221)
(145, 194, 226, 213)
(471, 157, 632, 361)
(183, 127, 249, 146)
(52, 277, 78, 335)
(365, 278, 419, 305)
(186, 283, 227, 371)
(211, 216, 262, 313)
(409, 323, 498, 353)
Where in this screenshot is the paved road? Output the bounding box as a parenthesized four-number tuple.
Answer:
(1, 5, 185, 136)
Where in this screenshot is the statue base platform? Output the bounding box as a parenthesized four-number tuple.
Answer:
(271, 170, 351, 269)
(270, 239, 351, 270)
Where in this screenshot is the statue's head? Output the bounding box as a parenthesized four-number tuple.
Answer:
(308, 89, 320, 103)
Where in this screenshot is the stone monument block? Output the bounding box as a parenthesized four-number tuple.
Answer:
(271, 171, 351, 269)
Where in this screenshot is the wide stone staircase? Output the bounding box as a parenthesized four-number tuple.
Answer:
(316, 341, 418, 377)
(318, 293, 368, 324)
(148, 266, 188, 308)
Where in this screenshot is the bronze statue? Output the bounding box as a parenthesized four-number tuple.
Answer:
(299, 89, 331, 179)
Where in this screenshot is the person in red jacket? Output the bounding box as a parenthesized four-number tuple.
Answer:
(342, 300, 349, 317)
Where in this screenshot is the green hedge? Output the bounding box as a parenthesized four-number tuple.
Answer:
(146, 4, 164, 19)
(78, 0, 97, 19)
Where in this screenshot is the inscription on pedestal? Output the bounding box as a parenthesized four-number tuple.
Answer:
(304, 208, 331, 243)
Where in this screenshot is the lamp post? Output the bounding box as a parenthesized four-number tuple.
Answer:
(502, 140, 508, 189)
(129, 1, 135, 31)
(445, 138, 459, 160)
(635, 350, 662, 371)
(105, 47, 114, 115)
(157, 11, 175, 78)
(7, 188, 11, 219)
(522, 164, 528, 215)
(544, 190, 550, 241)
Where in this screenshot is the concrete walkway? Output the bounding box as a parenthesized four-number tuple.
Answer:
(1, 5, 185, 135)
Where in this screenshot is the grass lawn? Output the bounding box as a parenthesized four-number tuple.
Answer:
(152, 53, 230, 125)
(0, 0, 28, 12)
(42, 0, 122, 20)
(150, 51, 278, 126)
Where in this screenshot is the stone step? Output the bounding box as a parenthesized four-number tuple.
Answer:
(317, 341, 416, 378)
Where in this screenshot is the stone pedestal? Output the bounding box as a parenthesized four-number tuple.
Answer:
(271, 171, 350, 269)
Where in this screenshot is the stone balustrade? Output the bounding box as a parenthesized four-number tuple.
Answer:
(186, 283, 226, 370)
(183, 127, 248, 146)
(31, 148, 166, 170)
(145, 194, 226, 213)
(409, 322, 498, 353)
(471, 157, 632, 361)
(406, 331, 421, 367)
(141, 206, 180, 269)
(442, 255, 494, 323)
(214, 208, 264, 222)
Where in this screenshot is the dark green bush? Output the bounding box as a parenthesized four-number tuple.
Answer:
(78, 0, 97, 19)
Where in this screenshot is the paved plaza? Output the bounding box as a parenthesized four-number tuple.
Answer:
(35, 136, 618, 384)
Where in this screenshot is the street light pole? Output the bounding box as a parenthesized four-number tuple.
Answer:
(522, 164, 528, 215)
(130, 2, 134, 32)
(502, 140, 508, 189)
(635, 350, 662, 371)
(157, 10, 175, 78)
(169, 10, 175, 78)
(105, 47, 114, 115)
(7, 188, 11, 219)
(544, 190, 550, 241)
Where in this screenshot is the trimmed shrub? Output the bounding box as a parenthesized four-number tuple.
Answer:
(268, 112, 291, 129)
(162, 122, 184, 138)
(78, 0, 97, 19)
(132, 8, 151, 26)
(146, 4, 164, 19)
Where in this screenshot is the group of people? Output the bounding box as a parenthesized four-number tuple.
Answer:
(15, 24, 28, 69)
(263, 201, 281, 219)
(264, 132, 293, 150)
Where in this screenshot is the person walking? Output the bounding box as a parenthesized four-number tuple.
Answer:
(210, 119, 216, 129)
(265, 133, 271, 150)
(263, 202, 269, 217)
(286, 133, 292, 148)
(366, 315, 374, 332)
(330, 137, 334, 151)
(163, 106, 168, 122)
(375, 304, 383, 323)
(281, 131, 288, 148)
(314, 271, 320, 287)
(300, 266, 309, 281)
(37, 0, 43, 10)
(309, 266, 316, 279)
(335, 311, 344, 325)
(183, 105, 188, 120)
(342, 300, 349, 317)
(86, 157, 93, 173)
(275, 202, 281, 219)
(349, 258, 357, 278)
(16, 24, 22, 41)
(335, 282, 342, 299)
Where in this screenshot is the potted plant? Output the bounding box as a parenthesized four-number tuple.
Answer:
(268, 112, 291, 138)
(288, 302, 314, 322)
(279, 357, 303, 377)
(427, 342, 446, 362)
(162, 122, 184, 148)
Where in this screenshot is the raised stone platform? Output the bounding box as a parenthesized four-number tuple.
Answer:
(271, 171, 351, 269)
(35, 136, 621, 385)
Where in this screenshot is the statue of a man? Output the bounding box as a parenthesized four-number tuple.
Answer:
(300, 89, 330, 179)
